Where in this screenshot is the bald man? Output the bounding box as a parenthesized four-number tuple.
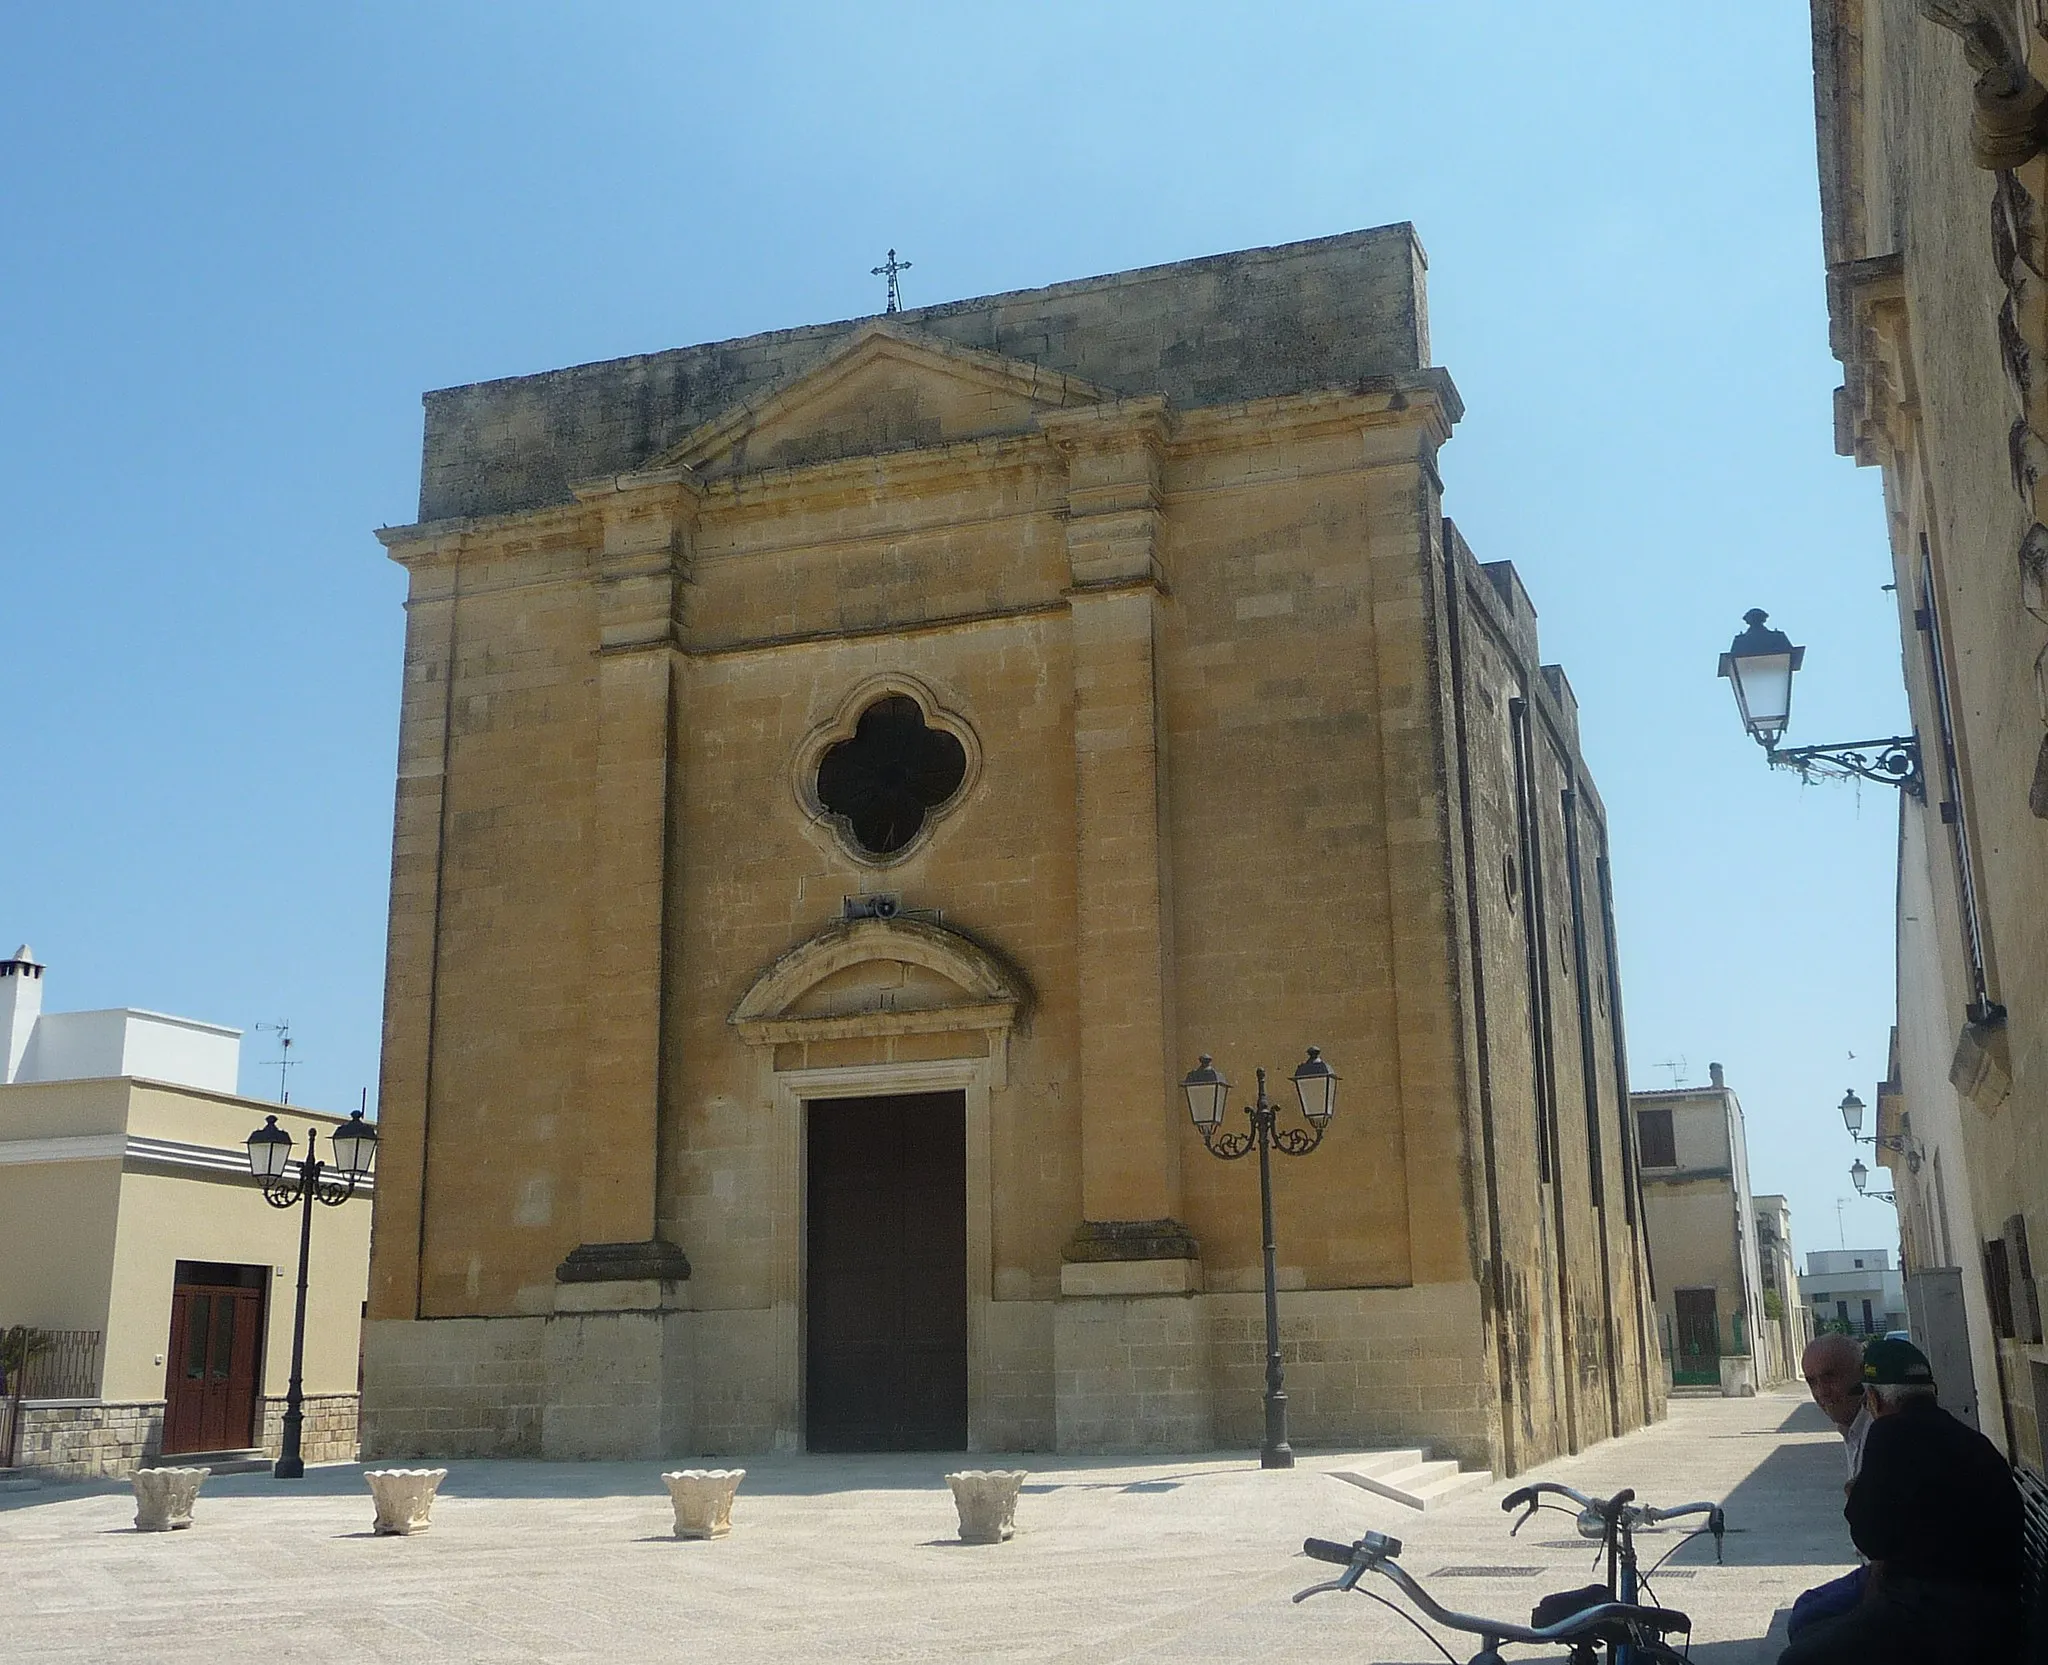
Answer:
(1785, 1334, 1870, 1640)
(1802, 1333, 1872, 1485)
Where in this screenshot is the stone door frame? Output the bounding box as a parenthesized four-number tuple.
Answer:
(767, 1055, 997, 1452)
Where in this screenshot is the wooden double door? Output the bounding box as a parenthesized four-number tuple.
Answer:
(162, 1265, 266, 1454)
(805, 1092, 968, 1451)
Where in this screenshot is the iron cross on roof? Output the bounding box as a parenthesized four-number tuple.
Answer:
(871, 248, 911, 313)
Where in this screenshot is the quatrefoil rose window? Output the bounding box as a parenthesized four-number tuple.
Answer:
(813, 693, 970, 858)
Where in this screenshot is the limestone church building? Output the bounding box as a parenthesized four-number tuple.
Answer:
(362, 226, 1663, 1475)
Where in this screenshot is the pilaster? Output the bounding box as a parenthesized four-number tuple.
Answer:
(1043, 399, 1186, 1242)
(572, 471, 699, 1258)
(368, 528, 465, 1321)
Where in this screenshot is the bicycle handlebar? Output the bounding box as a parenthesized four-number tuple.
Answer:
(1500, 1481, 1634, 1516)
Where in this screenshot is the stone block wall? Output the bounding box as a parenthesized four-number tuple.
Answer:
(1054, 1293, 1213, 1453)
(541, 1311, 670, 1460)
(13, 1400, 160, 1479)
(1203, 1284, 1494, 1468)
(360, 1316, 544, 1458)
(256, 1393, 360, 1465)
(981, 1299, 1055, 1449)
(15, 1392, 360, 1478)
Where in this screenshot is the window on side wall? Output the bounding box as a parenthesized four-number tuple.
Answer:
(1637, 1107, 1676, 1169)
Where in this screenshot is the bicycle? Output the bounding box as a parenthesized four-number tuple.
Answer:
(1295, 1483, 1726, 1664)
(1502, 1481, 1725, 1662)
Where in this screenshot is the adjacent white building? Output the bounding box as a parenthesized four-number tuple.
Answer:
(1, 946, 240, 1093)
(1799, 1248, 1908, 1339)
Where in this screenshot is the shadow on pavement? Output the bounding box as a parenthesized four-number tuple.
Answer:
(1776, 1400, 1835, 1434)
(1714, 1440, 1856, 1569)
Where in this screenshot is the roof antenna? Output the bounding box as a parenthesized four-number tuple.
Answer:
(871, 248, 911, 314)
(254, 1019, 298, 1105)
(1654, 1055, 1689, 1089)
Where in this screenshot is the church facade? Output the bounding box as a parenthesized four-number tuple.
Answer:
(361, 226, 1663, 1474)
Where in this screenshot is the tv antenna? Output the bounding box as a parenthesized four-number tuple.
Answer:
(871, 248, 911, 314)
(1836, 1197, 1848, 1249)
(1653, 1055, 1689, 1089)
(254, 1020, 298, 1105)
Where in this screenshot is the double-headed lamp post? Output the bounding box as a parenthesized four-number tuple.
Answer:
(244, 1109, 377, 1479)
(1180, 1047, 1338, 1470)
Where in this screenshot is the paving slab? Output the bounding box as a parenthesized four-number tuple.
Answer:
(0, 1389, 1852, 1663)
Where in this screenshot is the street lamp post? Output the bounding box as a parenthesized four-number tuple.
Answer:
(1180, 1047, 1338, 1470)
(244, 1109, 377, 1479)
(1717, 609, 1924, 797)
(1849, 1157, 1896, 1204)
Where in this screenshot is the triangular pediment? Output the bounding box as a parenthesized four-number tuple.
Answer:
(650, 322, 1107, 478)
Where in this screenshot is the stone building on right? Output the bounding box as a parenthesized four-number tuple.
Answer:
(1809, 0, 2048, 1471)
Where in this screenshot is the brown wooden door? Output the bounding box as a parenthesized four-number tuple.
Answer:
(805, 1092, 967, 1451)
(163, 1281, 264, 1453)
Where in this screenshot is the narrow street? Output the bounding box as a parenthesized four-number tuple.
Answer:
(1, 1389, 1850, 1663)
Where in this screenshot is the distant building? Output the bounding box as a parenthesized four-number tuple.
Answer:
(1632, 1064, 1773, 1394)
(0, 946, 369, 1478)
(1800, 1248, 1908, 1341)
(1751, 1194, 1813, 1382)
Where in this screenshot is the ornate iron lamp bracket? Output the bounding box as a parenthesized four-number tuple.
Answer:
(1767, 735, 1924, 800)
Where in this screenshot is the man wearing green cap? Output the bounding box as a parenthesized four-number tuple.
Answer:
(1778, 1336, 2022, 1663)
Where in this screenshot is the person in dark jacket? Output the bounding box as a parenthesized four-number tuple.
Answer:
(1777, 1336, 2022, 1665)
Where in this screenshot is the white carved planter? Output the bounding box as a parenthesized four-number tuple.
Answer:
(131, 1466, 208, 1531)
(946, 1469, 1027, 1544)
(365, 1468, 447, 1536)
(662, 1468, 745, 1539)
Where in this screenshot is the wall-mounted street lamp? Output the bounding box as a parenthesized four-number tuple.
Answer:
(245, 1109, 377, 1479)
(1837, 1088, 1922, 1178)
(1181, 1047, 1337, 1470)
(1849, 1158, 1896, 1204)
(1718, 609, 1923, 798)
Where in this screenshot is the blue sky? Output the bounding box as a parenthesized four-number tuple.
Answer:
(2, 3, 1902, 1258)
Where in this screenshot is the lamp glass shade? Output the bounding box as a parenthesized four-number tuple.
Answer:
(1291, 1046, 1339, 1129)
(1850, 1158, 1870, 1194)
(246, 1114, 294, 1180)
(1839, 1089, 1866, 1138)
(329, 1110, 379, 1178)
(1181, 1056, 1230, 1132)
(1718, 610, 1805, 748)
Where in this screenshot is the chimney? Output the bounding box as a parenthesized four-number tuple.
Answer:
(1708, 1061, 1725, 1090)
(1, 944, 45, 1084)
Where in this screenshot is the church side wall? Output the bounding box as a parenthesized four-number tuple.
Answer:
(1442, 530, 1661, 1471)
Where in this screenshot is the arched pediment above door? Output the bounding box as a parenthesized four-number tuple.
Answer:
(729, 915, 1029, 1053)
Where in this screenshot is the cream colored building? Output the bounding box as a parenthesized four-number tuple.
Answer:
(362, 227, 1664, 1475)
(1632, 1066, 1774, 1394)
(1811, 0, 2048, 1471)
(0, 947, 369, 1477)
(1752, 1193, 1813, 1386)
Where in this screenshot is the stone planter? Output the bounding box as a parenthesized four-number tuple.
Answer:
(365, 1468, 447, 1536)
(131, 1466, 208, 1531)
(661, 1468, 745, 1539)
(946, 1469, 1027, 1544)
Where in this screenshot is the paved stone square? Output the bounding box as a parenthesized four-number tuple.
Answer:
(0, 1390, 1851, 1663)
